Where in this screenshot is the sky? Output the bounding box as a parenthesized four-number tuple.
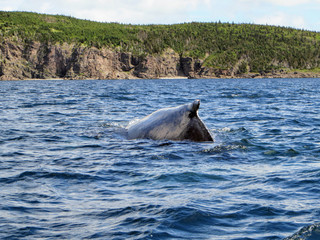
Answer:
(1, 0, 320, 31)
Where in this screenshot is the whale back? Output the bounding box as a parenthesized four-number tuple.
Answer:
(127, 100, 213, 142)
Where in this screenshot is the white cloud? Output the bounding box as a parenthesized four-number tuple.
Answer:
(260, 0, 310, 6)
(1, 0, 210, 24)
(0, 0, 22, 11)
(1, 0, 319, 31)
(255, 12, 307, 29)
(239, 0, 310, 7)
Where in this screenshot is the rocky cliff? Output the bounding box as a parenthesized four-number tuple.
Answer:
(1, 38, 319, 80)
(0, 38, 209, 80)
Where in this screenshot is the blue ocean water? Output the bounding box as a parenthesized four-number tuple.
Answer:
(0, 78, 320, 240)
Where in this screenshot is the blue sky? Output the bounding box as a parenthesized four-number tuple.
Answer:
(1, 0, 320, 31)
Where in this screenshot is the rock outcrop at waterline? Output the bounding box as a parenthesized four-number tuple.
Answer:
(1, 39, 320, 80)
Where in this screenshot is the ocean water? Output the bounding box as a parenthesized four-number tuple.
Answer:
(0, 78, 320, 240)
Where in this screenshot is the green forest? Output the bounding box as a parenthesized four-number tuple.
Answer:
(1, 11, 320, 73)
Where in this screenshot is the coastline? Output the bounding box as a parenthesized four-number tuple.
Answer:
(2, 70, 320, 81)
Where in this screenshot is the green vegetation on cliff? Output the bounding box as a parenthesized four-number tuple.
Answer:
(1, 11, 320, 74)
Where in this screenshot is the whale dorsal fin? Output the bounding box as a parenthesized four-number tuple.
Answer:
(188, 100, 200, 118)
(191, 99, 200, 112)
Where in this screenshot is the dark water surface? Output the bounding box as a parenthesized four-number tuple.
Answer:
(1, 78, 320, 239)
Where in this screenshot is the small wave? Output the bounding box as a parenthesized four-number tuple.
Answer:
(262, 147, 301, 158)
(155, 171, 228, 183)
(2, 205, 52, 214)
(0, 171, 104, 184)
(1, 135, 29, 142)
(1, 226, 47, 239)
(49, 144, 104, 151)
(101, 121, 127, 129)
(19, 100, 78, 108)
(77, 121, 128, 140)
(200, 143, 247, 154)
(150, 153, 183, 160)
(220, 92, 270, 99)
(85, 204, 163, 220)
(285, 148, 300, 157)
(218, 127, 247, 133)
(244, 205, 286, 217)
(1, 151, 27, 157)
(160, 205, 240, 238)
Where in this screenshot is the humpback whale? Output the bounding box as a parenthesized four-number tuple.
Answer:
(127, 100, 213, 142)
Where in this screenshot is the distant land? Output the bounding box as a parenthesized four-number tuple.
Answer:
(1, 11, 320, 80)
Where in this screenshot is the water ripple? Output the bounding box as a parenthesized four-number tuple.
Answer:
(1, 78, 320, 239)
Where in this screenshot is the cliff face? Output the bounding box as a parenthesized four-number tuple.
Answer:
(1, 38, 319, 80)
(0, 39, 221, 80)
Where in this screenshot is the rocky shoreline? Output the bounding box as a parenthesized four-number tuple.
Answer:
(234, 71, 320, 79)
(1, 39, 319, 81)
